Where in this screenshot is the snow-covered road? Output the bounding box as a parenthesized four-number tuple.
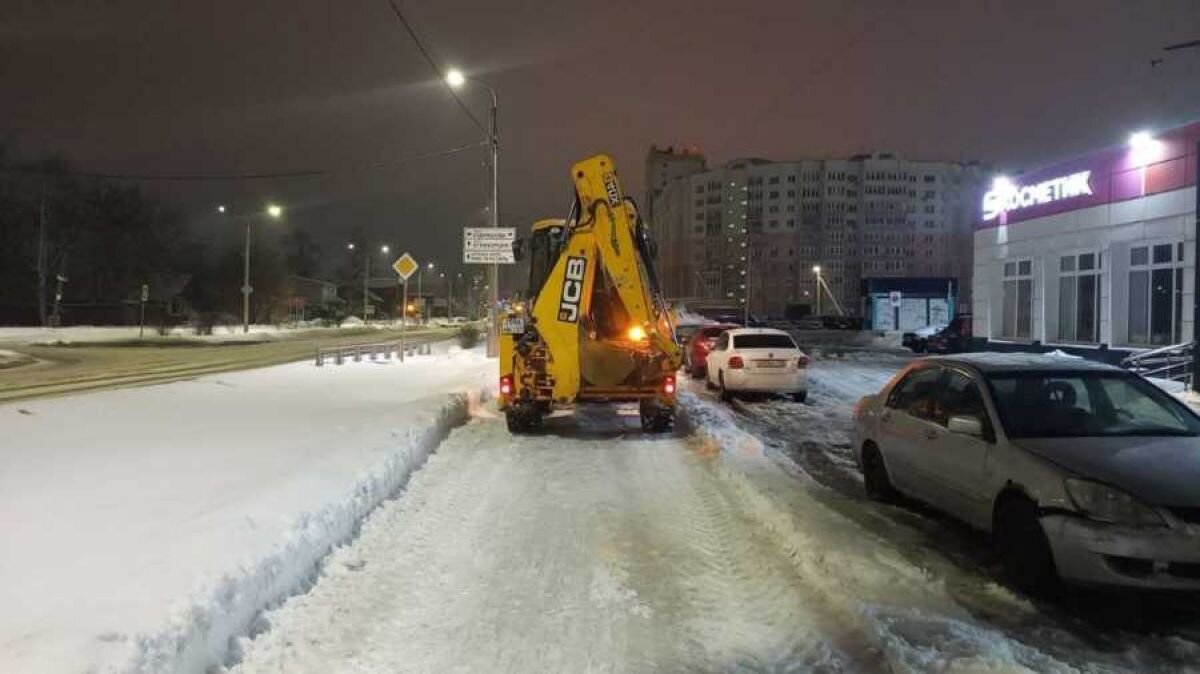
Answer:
(229, 356, 1200, 673)
(231, 406, 881, 673)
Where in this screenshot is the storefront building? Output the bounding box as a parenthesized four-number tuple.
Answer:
(973, 122, 1200, 353)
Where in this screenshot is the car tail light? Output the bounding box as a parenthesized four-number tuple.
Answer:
(663, 375, 676, 395)
(729, 356, 744, 369)
(500, 375, 514, 396)
(796, 355, 810, 368)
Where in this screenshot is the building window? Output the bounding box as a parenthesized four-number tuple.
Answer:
(768, 176, 780, 184)
(1128, 243, 1184, 346)
(1001, 259, 1034, 340)
(1057, 252, 1101, 343)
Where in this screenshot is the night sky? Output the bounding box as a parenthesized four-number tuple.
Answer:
(3, 0, 1200, 278)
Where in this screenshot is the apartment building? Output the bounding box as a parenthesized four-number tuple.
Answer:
(650, 151, 984, 318)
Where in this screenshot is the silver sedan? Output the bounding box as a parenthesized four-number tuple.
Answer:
(853, 352, 1200, 592)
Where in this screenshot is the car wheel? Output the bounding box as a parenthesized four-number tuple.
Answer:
(993, 494, 1060, 596)
(862, 442, 899, 503)
(719, 372, 734, 402)
(790, 390, 808, 403)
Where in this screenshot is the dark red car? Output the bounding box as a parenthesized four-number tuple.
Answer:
(685, 324, 740, 378)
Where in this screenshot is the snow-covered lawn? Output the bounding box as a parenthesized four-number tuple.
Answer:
(0, 345, 492, 674)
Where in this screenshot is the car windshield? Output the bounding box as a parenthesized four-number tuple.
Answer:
(986, 371, 1200, 438)
(733, 334, 796, 349)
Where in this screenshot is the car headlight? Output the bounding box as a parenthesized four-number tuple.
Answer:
(1064, 478, 1165, 528)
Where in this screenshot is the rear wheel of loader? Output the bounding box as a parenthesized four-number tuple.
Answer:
(505, 404, 543, 434)
(639, 400, 673, 433)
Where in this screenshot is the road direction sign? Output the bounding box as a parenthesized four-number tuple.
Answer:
(463, 227, 516, 264)
(141, 284, 149, 302)
(392, 253, 419, 280)
(888, 290, 903, 308)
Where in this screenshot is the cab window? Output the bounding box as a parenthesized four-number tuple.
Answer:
(940, 369, 995, 440)
(887, 366, 942, 422)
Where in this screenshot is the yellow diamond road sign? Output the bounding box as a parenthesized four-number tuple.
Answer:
(392, 253, 418, 281)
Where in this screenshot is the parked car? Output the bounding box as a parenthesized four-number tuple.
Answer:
(684, 323, 740, 378)
(901, 323, 947, 353)
(792, 316, 824, 330)
(853, 353, 1200, 592)
(820, 315, 862, 330)
(705, 328, 809, 402)
(675, 323, 704, 349)
(924, 314, 973, 354)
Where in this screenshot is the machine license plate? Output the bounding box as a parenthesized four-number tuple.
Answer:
(502, 317, 526, 334)
(757, 360, 785, 368)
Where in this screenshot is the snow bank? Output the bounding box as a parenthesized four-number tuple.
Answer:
(130, 394, 470, 674)
(0, 347, 491, 674)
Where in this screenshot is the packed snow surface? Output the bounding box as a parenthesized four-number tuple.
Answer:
(230, 356, 1200, 674)
(0, 345, 490, 674)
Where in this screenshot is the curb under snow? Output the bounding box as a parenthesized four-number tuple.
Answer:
(125, 390, 480, 674)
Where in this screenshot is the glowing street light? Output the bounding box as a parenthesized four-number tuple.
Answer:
(381, 244, 390, 254)
(219, 202, 285, 333)
(346, 242, 356, 251)
(445, 65, 500, 354)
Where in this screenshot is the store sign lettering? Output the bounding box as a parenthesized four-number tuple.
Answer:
(981, 171, 1093, 221)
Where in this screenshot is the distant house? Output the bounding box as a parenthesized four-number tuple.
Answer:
(286, 276, 344, 321)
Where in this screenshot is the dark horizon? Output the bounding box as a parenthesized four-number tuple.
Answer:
(3, 0, 1199, 276)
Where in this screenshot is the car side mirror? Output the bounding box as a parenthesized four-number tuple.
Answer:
(947, 415, 984, 438)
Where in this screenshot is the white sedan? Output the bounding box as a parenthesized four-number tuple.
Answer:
(853, 353, 1200, 593)
(705, 328, 809, 402)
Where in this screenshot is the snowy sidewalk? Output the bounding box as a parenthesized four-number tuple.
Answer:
(0, 346, 492, 674)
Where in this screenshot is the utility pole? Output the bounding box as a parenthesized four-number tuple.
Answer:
(242, 222, 252, 333)
(37, 185, 47, 327)
(362, 254, 371, 323)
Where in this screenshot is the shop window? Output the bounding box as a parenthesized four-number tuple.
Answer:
(1001, 259, 1033, 340)
(1057, 252, 1101, 343)
(1129, 243, 1184, 346)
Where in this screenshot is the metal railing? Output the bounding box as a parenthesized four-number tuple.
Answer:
(1121, 341, 1194, 387)
(315, 340, 432, 366)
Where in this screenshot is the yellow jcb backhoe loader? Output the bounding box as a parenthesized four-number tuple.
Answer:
(498, 154, 681, 433)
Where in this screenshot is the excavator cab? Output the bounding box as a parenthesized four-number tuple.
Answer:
(498, 155, 682, 433)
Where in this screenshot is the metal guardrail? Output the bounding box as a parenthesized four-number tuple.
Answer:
(1121, 341, 1194, 387)
(315, 340, 432, 366)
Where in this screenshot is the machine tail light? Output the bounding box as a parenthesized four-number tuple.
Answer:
(500, 374, 514, 396)
(729, 356, 745, 369)
(663, 375, 676, 395)
(796, 355, 810, 368)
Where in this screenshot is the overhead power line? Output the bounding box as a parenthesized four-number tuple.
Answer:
(1, 141, 486, 182)
(381, 0, 487, 134)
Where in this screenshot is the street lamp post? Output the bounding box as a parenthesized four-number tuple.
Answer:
(417, 262, 434, 323)
(349, 242, 389, 323)
(813, 265, 822, 317)
(446, 68, 500, 356)
(229, 203, 282, 334)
